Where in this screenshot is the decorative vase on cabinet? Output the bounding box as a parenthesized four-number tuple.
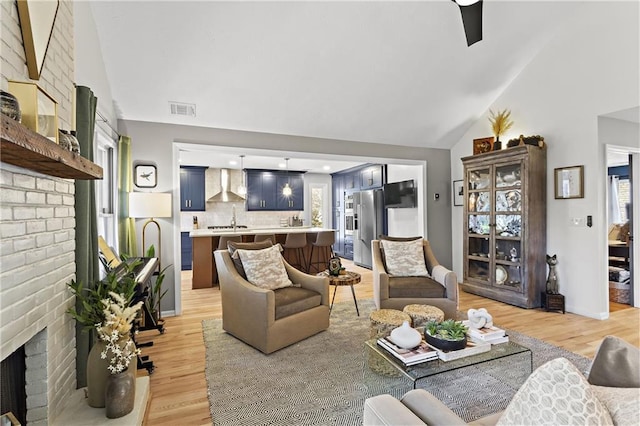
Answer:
(461, 145, 547, 308)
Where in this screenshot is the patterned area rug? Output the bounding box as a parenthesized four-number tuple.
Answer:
(202, 300, 590, 425)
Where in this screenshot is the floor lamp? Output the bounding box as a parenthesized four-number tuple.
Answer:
(128, 192, 172, 269)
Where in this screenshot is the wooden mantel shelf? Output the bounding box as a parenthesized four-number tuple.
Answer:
(1, 114, 103, 180)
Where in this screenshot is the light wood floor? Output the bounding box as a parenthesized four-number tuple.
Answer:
(139, 261, 639, 425)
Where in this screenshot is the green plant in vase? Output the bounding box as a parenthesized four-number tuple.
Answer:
(67, 261, 140, 408)
(425, 319, 468, 351)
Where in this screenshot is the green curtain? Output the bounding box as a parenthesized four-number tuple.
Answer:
(118, 135, 137, 256)
(74, 85, 100, 388)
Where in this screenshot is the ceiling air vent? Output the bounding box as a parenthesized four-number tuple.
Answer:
(169, 101, 196, 117)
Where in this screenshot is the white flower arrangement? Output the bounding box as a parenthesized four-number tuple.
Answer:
(96, 292, 144, 374)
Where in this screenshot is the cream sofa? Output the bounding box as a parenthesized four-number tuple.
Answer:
(363, 336, 640, 425)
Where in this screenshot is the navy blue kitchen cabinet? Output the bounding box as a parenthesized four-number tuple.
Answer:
(181, 232, 192, 270)
(246, 170, 305, 211)
(180, 166, 206, 211)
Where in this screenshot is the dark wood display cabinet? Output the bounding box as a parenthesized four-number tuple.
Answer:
(460, 145, 547, 308)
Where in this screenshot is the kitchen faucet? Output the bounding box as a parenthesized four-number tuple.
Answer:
(231, 204, 237, 231)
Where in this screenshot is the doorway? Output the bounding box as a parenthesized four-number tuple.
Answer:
(606, 146, 638, 311)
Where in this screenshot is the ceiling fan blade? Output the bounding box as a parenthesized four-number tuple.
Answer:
(456, 0, 483, 46)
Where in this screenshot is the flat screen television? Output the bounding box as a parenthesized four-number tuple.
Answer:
(383, 179, 417, 208)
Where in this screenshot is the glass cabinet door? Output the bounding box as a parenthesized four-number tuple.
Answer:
(493, 161, 523, 293)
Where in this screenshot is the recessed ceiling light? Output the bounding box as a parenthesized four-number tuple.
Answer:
(229, 160, 238, 166)
(323, 165, 331, 171)
(278, 162, 286, 168)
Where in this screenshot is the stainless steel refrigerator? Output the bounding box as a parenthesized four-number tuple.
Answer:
(353, 189, 385, 269)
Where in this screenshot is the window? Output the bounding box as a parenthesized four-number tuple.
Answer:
(311, 187, 323, 227)
(95, 129, 118, 259)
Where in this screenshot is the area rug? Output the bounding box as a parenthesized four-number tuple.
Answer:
(202, 300, 590, 425)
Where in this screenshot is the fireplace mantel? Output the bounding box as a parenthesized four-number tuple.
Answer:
(1, 114, 103, 180)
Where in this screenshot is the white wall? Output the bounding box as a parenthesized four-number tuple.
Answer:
(450, 2, 639, 319)
(386, 164, 426, 240)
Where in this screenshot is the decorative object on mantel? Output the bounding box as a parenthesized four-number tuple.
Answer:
(1, 90, 21, 121)
(0, 114, 102, 179)
(17, 0, 60, 80)
(466, 308, 493, 329)
(58, 129, 72, 150)
(507, 134, 545, 148)
(97, 292, 143, 419)
(554, 165, 584, 199)
(488, 108, 514, 151)
(472, 136, 494, 155)
(424, 319, 468, 351)
(8, 80, 58, 144)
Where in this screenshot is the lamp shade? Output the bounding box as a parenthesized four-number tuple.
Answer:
(129, 192, 172, 218)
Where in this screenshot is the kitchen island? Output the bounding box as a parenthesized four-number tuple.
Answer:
(189, 227, 336, 289)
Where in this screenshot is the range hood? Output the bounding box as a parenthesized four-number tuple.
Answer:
(207, 168, 246, 203)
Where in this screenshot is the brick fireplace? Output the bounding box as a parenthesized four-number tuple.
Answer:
(0, 165, 77, 424)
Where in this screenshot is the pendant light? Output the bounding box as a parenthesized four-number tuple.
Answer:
(237, 155, 247, 196)
(282, 158, 292, 196)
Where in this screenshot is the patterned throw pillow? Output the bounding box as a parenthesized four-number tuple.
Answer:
(233, 244, 292, 290)
(496, 357, 614, 426)
(380, 239, 429, 277)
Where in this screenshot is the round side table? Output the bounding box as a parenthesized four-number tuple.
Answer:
(316, 270, 362, 316)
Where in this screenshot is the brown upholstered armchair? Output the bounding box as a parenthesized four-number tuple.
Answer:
(214, 244, 330, 354)
(372, 238, 458, 319)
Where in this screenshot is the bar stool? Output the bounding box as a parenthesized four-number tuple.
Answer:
(283, 232, 307, 271)
(307, 230, 335, 274)
(217, 235, 242, 251)
(253, 234, 276, 244)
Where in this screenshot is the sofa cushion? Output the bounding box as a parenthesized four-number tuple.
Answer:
(233, 244, 292, 290)
(227, 240, 273, 279)
(590, 385, 640, 426)
(496, 357, 613, 426)
(588, 335, 640, 388)
(274, 286, 322, 320)
(389, 276, 446, 298)
(380, 239, 429, 277)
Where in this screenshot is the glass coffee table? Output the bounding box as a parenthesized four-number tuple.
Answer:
(364, 338, 533, 389)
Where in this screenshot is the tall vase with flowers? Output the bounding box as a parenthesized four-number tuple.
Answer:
(67, 260, 140, 407)
(98, 292, 143, 418)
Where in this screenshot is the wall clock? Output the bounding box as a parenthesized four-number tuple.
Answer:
(135, 164, 157, 188)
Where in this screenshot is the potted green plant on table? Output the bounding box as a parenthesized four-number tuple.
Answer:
(424, 319, 468, 351)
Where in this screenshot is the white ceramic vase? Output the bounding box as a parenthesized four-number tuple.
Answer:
(390, 321, 421, 349)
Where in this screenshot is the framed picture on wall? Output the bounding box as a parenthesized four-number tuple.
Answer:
(554, 165, 584, 199)
(134, 164, 157, 188)
(453, 180, 464, 206)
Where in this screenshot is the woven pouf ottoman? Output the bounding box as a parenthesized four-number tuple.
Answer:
(367, 309, 411, 377)
(402, 304, 445, 328)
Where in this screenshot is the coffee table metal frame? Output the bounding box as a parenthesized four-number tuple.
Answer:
(364, 339, 533, 389)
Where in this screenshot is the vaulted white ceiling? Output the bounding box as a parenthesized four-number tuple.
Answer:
(90, 1, 580, 149)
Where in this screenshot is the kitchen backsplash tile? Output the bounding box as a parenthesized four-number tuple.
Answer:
(181, 204, 302, 231)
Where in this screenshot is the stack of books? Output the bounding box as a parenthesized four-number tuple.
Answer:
(426, 339, 491, 361)
(462, 321, 509, 345)
(377, 337, 439, 366)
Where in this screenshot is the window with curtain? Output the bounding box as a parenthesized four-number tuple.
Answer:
(95, 128, 118, 269)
